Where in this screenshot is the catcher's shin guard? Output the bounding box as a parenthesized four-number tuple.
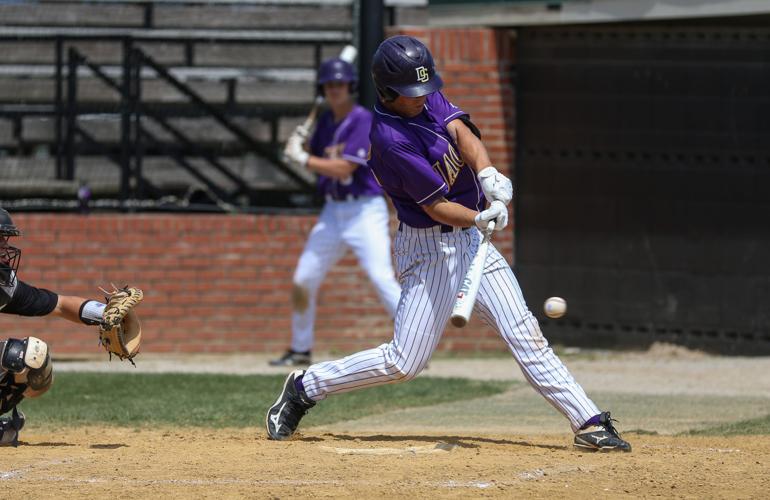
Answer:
(0, 407, 25, 447)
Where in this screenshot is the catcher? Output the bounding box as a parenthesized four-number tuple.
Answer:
(0, 208, 143, 446)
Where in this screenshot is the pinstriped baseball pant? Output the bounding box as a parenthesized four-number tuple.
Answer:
(302, 224, 600, 432)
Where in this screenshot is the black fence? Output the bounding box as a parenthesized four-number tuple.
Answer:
(514, 21, 770, 354)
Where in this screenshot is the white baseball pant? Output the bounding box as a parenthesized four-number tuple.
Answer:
(301, 224, 600, 432)
(290, 195, 401, 353)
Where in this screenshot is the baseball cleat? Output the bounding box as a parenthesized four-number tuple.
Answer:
(266, 370, 315, 440)
(269, 350, 312, 367)
(574, 411, 632, 452)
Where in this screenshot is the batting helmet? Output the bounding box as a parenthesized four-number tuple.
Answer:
(317, 57, 357, 95)
(371, 35, 443, 102)
(0, 208, 21, 287)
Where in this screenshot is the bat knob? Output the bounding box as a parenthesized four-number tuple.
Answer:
(450, 315, 468, 328)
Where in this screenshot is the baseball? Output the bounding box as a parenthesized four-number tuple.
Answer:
(544, 297, 567, 319)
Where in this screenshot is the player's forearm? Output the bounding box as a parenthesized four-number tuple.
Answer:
(306, 156, 357, 180)
(51, 294, 92, 324)
(423, 197, 478, 228)
(449, 119, 492, 174)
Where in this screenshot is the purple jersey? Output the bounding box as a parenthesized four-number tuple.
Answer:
(309, 104, 383, 200)
(368, 91, 485, 228)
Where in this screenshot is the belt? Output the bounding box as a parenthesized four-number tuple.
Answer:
(326, 193, 360, 202)
(398, 222, 470, 233)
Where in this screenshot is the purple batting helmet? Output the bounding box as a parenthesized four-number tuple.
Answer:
(317, 57, 357, 95)
(371, 35, 443, 102)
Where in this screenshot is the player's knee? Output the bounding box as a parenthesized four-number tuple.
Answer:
(393, 359, 426, 382)
(1, 337, 54, 399)
(22, 350, 53, 398)
(291, 284, 310, 313)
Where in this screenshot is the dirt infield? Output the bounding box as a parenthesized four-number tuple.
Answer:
(6, 347, 769, 498)
(3, 427, 769, 499)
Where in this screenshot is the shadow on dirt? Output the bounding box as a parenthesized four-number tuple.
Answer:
(310, 433, 568, 451)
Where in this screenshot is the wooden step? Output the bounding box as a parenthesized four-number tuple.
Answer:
(0, 154, 304, 196)
(0, 113, 311, 147)
(0, 74, 314, 105)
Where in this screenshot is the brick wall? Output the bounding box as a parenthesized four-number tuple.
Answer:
(1, 27, 518, 355)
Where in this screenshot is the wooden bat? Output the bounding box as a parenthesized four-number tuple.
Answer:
(450, 221, 495, 328)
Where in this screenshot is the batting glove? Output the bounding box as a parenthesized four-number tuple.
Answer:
(284, 135, 310, 168)
(293, 124, 311, 141)
(477, 166, 513, 206)
(474, 200, 508, 232)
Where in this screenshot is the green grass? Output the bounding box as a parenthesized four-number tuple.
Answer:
(19, 372, 512, 428)
(685, 414, 770, 436)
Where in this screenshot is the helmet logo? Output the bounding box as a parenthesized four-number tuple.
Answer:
(415, 66, 430, 83)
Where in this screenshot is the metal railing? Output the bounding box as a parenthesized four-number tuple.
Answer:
(64, 42, 317, 205)
(0, 28, 352, 208)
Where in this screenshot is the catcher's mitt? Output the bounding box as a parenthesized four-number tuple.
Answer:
(99, 285, 143, 364)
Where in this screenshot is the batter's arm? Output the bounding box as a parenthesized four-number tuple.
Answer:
(305, 157, 358, 180)
(423, 197, 478, 228)
(446, 118, 492, 175)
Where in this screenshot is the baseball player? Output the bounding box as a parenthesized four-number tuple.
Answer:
(266, 36, 631, 452)
(272, 57, 401, 366)
(0, 208, 125, 446)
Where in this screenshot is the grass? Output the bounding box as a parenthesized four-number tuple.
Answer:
(19, 372, 513, 428)
(685, 414, 770, 436)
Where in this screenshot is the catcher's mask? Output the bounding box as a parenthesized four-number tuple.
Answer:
(0, 208, 21, 288)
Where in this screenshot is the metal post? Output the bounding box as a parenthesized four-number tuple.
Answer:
(358, 0, 384, 110)
(143, 2, 154, 29)
(132, 49, 144, 199)
(351, 0, 361, 54)
(65, 48, 78, 182)
(185, 41, 194, 67)
(269, 118, 278, 152)
(225, 78, 236, 107)
(120, 38, 133, 204)
(313, 43, 322, 72)
(54, 37, 64, 180)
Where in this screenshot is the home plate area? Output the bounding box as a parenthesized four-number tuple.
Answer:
(2, 426, 769, 498)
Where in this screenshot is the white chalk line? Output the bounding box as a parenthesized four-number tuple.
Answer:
(0, 474, 584, 489)
(1, 476, 502, 488)
(0, 458, 80, 481)
(319, 441, 458, 455)
(0, 465, 588, 489)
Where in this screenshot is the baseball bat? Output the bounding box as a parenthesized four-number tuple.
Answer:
(450, 221, 495, 328)
(288, 44, 358, 147)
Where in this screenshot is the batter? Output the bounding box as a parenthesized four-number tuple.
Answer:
(267, 37, 631, 452)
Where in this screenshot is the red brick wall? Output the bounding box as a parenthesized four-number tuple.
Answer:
(1, 27, 517, 355)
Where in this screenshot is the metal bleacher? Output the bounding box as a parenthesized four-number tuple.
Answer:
(0, 0, 426, 211)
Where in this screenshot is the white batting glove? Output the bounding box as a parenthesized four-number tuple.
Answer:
(293, 124, 311, 141)
(284, 135, 310, 168)
(474, 200, 508, 232)
(477, 166, 513, 206)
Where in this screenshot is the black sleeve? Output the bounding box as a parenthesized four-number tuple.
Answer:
(1, 280, 58, 317)
(459, 115, 482, 140)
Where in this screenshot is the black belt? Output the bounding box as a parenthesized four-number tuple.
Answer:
(398, 222, 470, 233)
